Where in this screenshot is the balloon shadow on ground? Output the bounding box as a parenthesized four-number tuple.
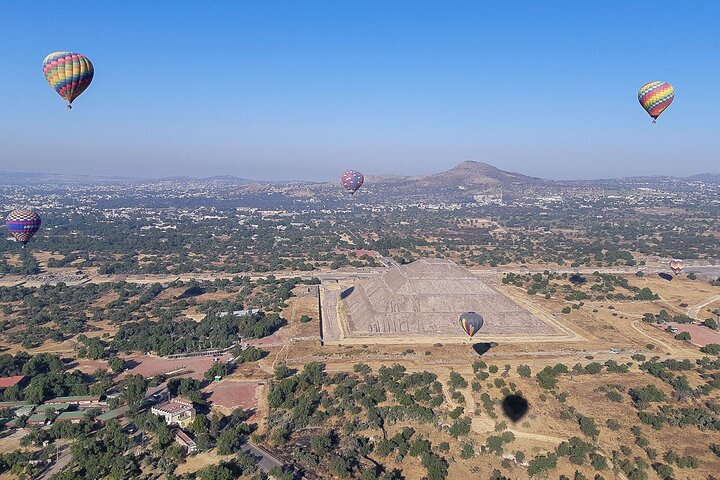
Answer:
(340, 287, 354, 299)
(502, 394, 529, 423)
(658, 272, 673, 281)
(472, 342, 497, 355)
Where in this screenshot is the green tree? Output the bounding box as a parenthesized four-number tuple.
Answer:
(197, 464, 235, 480)
(204, 361, 229, 381)
(448, 371, 468, 389)
(527, 453, 558, 477)
(120, 374, 148, 407)
(216, 426, 244, 455)
(591, 453, 608, 470)
(701, 318, 718, 330)
(578, 416, 600, 440)
(107, 356, 126, 373)
(460, 443, 474, 459)
(652, 463, 674, 479)
(674, 331, 691, 341)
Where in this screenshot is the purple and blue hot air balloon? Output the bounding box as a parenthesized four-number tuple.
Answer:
(341, 170, 364, 195)
(6, 209, 41, 246)
(460, 311, 484, 337)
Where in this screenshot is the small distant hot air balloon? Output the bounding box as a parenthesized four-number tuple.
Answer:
(670, 258, 684, 275)
(638, 81, 674, 123)
(341, 170, 364, 195)
(43, 52, 94, 109)
(460, 311, 484, 337)
(6, 210, 41, 247)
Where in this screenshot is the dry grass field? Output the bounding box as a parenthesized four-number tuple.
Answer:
(256, 271, 720, 478)
(1, 262, 718, 479)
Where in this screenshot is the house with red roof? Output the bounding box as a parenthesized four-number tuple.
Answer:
(0, 376, 27, 390)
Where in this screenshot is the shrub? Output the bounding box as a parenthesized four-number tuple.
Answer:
(527, 453, 558, 477)
(578, 416, 600, 439)
(702, 318, 718, 330)
(674, 332, 691, 342)
(591, 453, 608, 470)
(606, 391, 623, 403)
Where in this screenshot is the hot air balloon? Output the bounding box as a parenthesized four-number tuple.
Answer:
(6, 210, 41, 246)
(638, 81, 674, 123)
(341, 170, 364, 195)
(43, 52, 94, 109)
(460, 311, 484, 337)
(670, 258, 684, 275)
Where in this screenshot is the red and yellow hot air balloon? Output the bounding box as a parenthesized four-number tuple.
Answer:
(669, 259, 684, 276)
(43, 52, 94, 109)
(638, 81, 674, 123)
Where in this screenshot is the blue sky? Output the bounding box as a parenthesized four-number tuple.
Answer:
(1, 1, 718, 180)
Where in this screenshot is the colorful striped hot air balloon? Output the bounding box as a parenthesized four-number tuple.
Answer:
(341, 170, 364, 195)
(638, 81, 674, 123)
(460, 311, 484, 337)
(6, 210, 41, 246)
(670, 258, 684, 275)
(43, 52, 94, 109)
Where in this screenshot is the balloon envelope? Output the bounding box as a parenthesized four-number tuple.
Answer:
(460, 311, 484, 337)
(6, 210, 41, 245)
(43, 52, 94, 108)
(341, 170, 364, 194)
(670, 258, 684, 275)
(638, 81, 674, 121)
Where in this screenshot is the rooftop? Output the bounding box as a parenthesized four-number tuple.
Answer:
(96, 406, 129, 422)
(153, 401, 194, 415)
(174, 429, 196, 446)
(28, 413, 47, 423)
(0, 401, 30, 408)
(39, 403, 71, 412)
(56, 411, 88, 421)
(13, 405, 37, 416)
(45, 395, 100, 403)
(0, 376, 25, 389)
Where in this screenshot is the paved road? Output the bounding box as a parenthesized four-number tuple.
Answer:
(39, 445, 71, 480)
(3, 264, 719, 287)
(242, 442, 285, 472)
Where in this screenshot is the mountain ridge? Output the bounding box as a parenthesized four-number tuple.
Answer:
(1, 162, 717, 186)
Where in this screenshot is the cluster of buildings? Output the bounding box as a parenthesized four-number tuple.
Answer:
(150, 397, 198, 453)
(0, 387, 106, 429)
(0, 375, 201, 454)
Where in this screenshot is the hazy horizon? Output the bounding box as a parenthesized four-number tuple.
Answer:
(2, 1, 719, 181)
(2, 158, 718, 184)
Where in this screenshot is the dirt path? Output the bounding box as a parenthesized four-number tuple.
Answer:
(688, 294, 720, 320)
(468, 403, 566, 446)
(630, 320, 674, 351)
(508, 429, 565, 445)
(439, 372, 567, 447)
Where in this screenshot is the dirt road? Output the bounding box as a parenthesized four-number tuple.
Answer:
(688, 294, 720, 320)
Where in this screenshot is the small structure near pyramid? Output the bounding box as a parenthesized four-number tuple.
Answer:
(321, 258, 564, 343)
